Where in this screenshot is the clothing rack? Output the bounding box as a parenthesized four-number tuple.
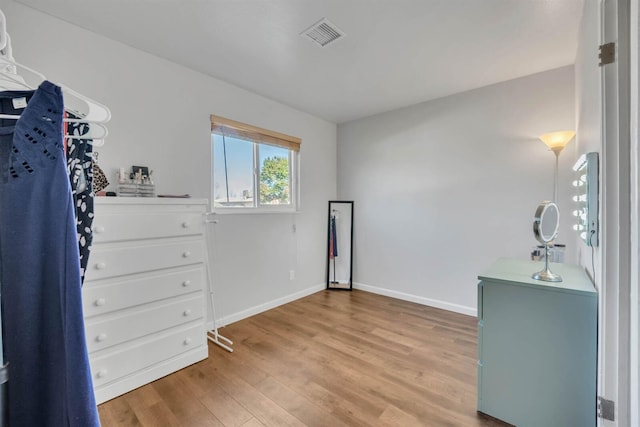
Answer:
(0, 9, 111, 426)
(0, 11, 111, 144)
(330, 209, 338, 285)
(203, 214, 233, 352)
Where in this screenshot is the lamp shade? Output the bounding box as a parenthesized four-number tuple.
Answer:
(539, 130, 576, 153)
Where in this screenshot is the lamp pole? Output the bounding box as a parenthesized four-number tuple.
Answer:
(552, 148, 561, 204)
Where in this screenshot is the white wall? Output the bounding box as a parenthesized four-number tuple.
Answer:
(337, 66, 576, 314)
(574, 1, 610, 424)
(575, 0, 602, 282)
(1, 1, 337, 325)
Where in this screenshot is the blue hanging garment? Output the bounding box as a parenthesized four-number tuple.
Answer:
(0, 81, 99, 426)
(331, 215, 338, 258)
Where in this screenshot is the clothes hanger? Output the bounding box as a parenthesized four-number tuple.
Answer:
(0, 56, 111, 141)
(0, 10, 8, 52)
(0, 21, 110, 145)
(0, 10, 111, 123)
(0, 104, 109, 142)
(64, 126, 108, 146)
(0, 65, 109, 145)
(0, 35, 28, 89)
(0, 105, 109, 146)
(0, 55, 111, 124)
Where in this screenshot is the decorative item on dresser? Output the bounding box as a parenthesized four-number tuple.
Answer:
(477, 258, 597, 427)
(530, 201, 562, 282)
(83, 197, 209, 404)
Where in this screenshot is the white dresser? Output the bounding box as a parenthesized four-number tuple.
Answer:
(83, 197, 209, 404)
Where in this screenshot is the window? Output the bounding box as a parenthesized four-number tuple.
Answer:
(211, 115, 300, 211)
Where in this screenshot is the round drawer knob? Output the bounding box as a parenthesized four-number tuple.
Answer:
(182, 251, 191, 258)
(182, 221, 190, 228)
(183, 337, 192, 346)
(94, 225, 105, 233)
(182, 280, 191, 287)
(183, 309, 192, 317)
(96, 370, 108, 379)
(94, 298, 106, 307)
(96, 333, 107, 342)
(95, 262, 107, 270)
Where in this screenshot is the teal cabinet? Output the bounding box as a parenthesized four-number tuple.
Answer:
(477, 258, 597, 427)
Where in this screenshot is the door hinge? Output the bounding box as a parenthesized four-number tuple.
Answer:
(599, 43, 615, 66)
(597, 396, 615, 421)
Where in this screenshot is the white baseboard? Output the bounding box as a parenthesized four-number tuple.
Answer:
(353, 282, 477, 317)
(205, 282, 476, 331)
(207, 283, 326, 329)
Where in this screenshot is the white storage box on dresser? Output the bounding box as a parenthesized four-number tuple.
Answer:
(83, 197, 209, 404)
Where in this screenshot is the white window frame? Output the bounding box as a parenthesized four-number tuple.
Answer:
(211, 115, 300, 214)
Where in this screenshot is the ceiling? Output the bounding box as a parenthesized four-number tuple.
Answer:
(16, 0, 584, 124)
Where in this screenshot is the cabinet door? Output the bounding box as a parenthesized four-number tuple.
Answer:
(478, 280, 596, 427)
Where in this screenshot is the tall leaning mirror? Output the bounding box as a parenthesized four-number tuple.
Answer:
(327, 201, 354, 290)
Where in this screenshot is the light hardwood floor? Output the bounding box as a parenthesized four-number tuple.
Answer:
(98, 290, 509, 427)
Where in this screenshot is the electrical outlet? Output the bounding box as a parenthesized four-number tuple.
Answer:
(289, 270, 295, 280)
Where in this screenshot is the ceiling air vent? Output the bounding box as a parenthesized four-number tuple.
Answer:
(301, 18, 345, 48)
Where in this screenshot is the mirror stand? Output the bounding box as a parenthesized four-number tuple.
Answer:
(531, 201, 563, 282)
(532, 243, 562, 282)
(326, 200, 354, 290)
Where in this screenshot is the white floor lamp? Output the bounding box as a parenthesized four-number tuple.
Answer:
(539, 130, 576, 203)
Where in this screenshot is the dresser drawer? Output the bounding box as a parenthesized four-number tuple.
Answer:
(85, 238, 204, 280)
(85, 294, 204, 353)
(90, 324, 205, 388)
(92, 212, 204, 243)
(83, 267, 204, 317)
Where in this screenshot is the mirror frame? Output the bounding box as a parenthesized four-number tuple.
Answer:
(533, 201, 560, 244)
(326, 200, 354, 290)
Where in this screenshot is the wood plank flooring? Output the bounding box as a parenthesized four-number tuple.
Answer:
(98, 290, 509, 427)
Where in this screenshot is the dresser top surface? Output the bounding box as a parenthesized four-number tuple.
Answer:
(95, 197, 208, 206)
(478, 258, 596, 296)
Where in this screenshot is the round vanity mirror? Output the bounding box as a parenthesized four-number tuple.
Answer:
(533, 202, 559, 244)
(531, 201, 562, 282)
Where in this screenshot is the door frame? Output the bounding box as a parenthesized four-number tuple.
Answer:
(629, 0, 639, 424)
(600, 0, 632, 425)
